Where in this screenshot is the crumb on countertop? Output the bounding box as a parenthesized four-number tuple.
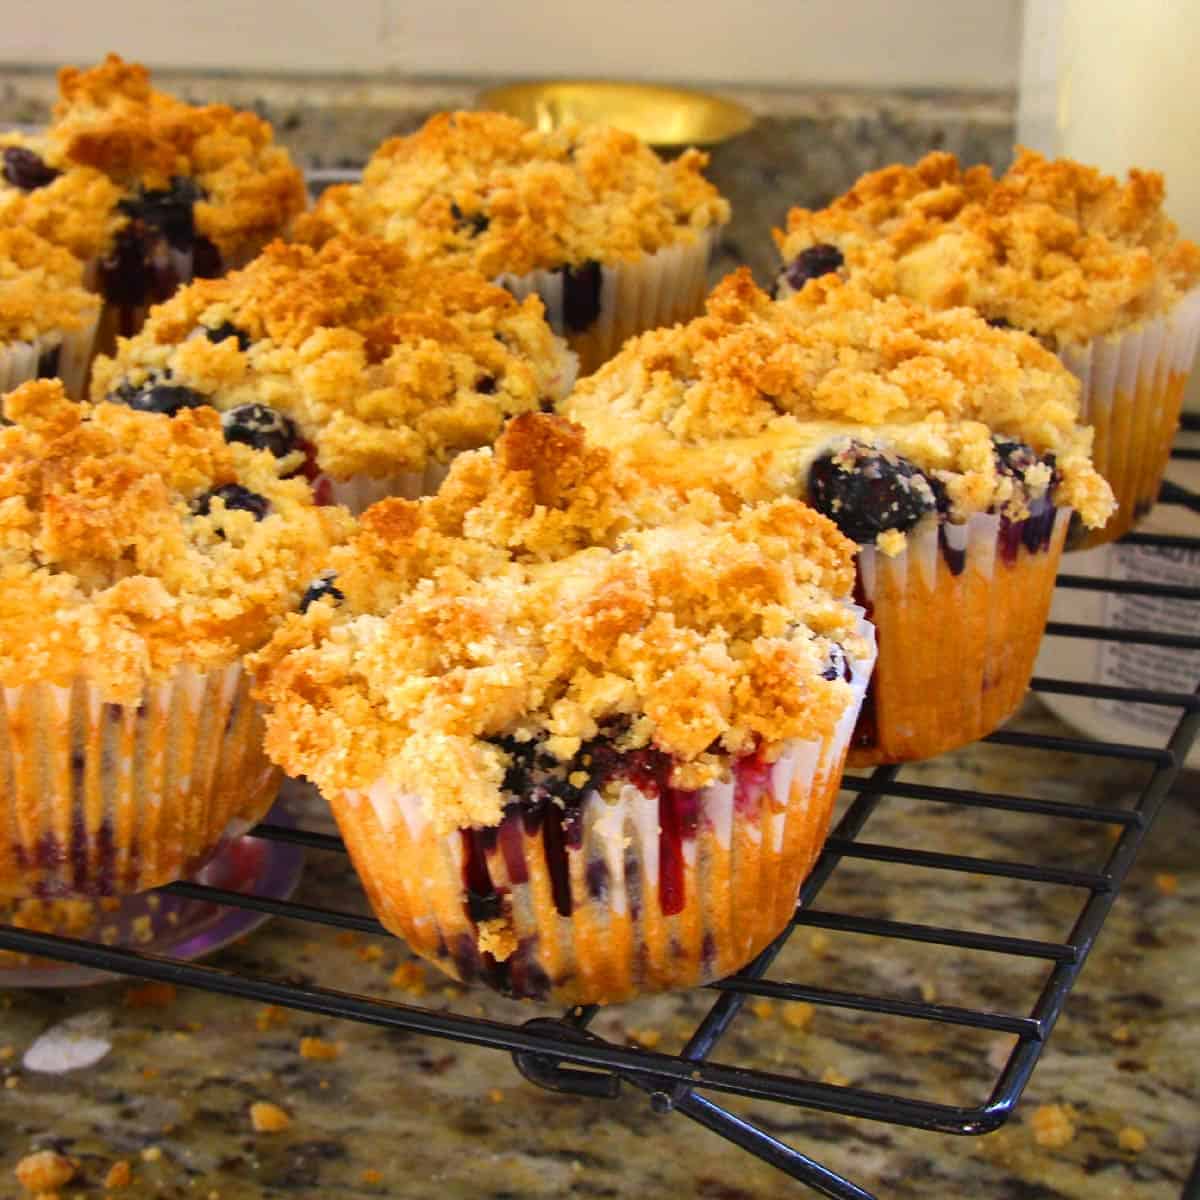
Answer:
(123, 982, 177, 1009)
(389, 962, 427, 996)
(249, 1101, 292, 1133)
(1154, 872, 1178, 895)
(255, 1005, 290, 1032)
(299, 1037, 341, 1061)
(14, 1151, 76, 1194)
(104, 1161, 132, 1190)
(1030, 1103, 1078, 1149)
(1118, 1126, 1147, 1153)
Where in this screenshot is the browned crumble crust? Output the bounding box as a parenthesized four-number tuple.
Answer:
(1, 53, 306, 265)
(293, 111, 730, 275)
(775, 149, 1200, 347)
(0, 379, 353, 700)
(250, 449, 861, 832)
(89, 237, 574, 477)
(0, 226, 99, 341)
(562, 270, 1115, 532)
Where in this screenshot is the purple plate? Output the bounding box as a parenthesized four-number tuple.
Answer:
(0, 803, 304, 988)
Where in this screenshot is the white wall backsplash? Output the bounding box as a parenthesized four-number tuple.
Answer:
(4, 0, 1020, 89)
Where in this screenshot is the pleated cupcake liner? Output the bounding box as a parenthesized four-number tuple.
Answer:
(497, 229, 720, 376)
(0, 664, 280, 899)
(0, 314, 101, 401)
(849, 506, 1071, 766)
(329, 610, 875, 1006)
(1060, 287, 1200, 549)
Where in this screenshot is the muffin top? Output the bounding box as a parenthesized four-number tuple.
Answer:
(293, 111, 730, 276)
(0, 379, 353, 701)
(0, 53, 306, 265)
(89, 237, 576, 480)
(250, 421, 862, 833)
(774, 150, 1200, 348)
(0, 225, 99, 342)
(561, 270, 1115, 545)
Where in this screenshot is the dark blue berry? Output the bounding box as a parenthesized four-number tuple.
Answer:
(783, 243, 844, 292)
(221, 404, 297, 458)
(449, 202, 489, 236)
(993, 435, 1043, 481)
(117, 383, 210, 417)
(984, 315, 1013, 330)
(821, 644, 852, 682)
(193, 483, 269, 521)
(192, 235, 222, 278)
(2, 146, 59, 191)
(299, 574, 344, 612)
(205, 321, 251, 351)
(118, 177, 204, 250)
(808, 441, 936, 544)
(36, 344, 61, 380)
(475, 375, 497, 395)
(558, 260, 604, 333)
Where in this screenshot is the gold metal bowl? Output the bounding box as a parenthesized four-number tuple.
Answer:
(477, 80, 754, 148)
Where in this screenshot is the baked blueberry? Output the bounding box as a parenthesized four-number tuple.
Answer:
(193, 483, 269, 521)
(558, 260, 604, 333)
(299, 573, 344, 612)
(475, 375, 497, 395)
(449, 202, 489, 236)
(35, 345, 61, 380)
(2, 146, 59, 191)
(808, 441, 936, 543)
(782, 243, 844, 292)
(117, 383, 210, 417)
(204, 321, 252, 351)
(821, 644, 851, 682)
(993, 435, 1043, 481)
(118, 177, 205, 250)
(221, 404, 297, 458)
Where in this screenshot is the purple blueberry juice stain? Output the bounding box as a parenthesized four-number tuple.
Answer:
(585, 857, 610, 902)
(459, 829, 503, 923)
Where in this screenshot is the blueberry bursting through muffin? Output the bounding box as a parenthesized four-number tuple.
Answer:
(807, 437, 1062, 573)
(774, 242, 845, 298)
(98, 177, 222, 323)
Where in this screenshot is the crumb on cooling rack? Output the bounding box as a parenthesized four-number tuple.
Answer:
(1110, 1024, 1133, 1044)
(1154, 872, 1178, 895)
(255, 1005, 290, 1031)
(139, 1146, 162, 1163)
(124, 982, 177, 1009)
(357, 944, 384, 963)
(299, 1036, 341, 1061)
(1118, 1126, 1147, 1153)
(249, 1101, 292, 1133)
(750, 999, 774, 1021)
(782, 1002, 815, 1031)
(628, 1028, 662, 1050)
(361, 1169, 383, 1186)
(15, 1150, 77, 1194)
(1030, 1103, 1078, 1148)
(389, 962, 427, 996)
(820, 1066, 850, 1087)
(104, 1160, 132, 1190)
(0, 1045, 13, 1060)
(488, 1089, 505, 1104)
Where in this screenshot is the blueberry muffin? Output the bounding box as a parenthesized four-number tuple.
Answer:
(0, 379, 352, 898)
(774, 150, 1200, 547)
(250, 415, 874, 1004)
(1, 53, 306, 342)
(562, 271, 1115, 765)
(294, 111, 729, 374)
(0, 225, 99, 397)
(90, 236, 577, 512)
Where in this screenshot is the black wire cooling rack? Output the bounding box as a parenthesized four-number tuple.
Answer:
(2, 442, 1197, 1200)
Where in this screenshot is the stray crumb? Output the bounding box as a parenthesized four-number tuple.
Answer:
(104, 1161, 132, 1190)
(875, 528, 907, 557)
(318, 1079, 330, 1090)
(1154, 873, 1178, 895)
(141, 1067, 158, 1080)
(361, 1169, 383, 1186)
(488, 1088, 504, 1104)
(139, 1147, 162, 1164)
(919, 980, 938, 1004)
(335, 932, 359, 948)
(356, 944, 384, 963)
(629, 1029, 661, 1049)
(5, 1076, 19, 1090)
(250, 1101, 292, 1133)
(1118, 1126, 1147, 1153)
(389, 962, 427, 997)
(132, 915, 154, 945)
(750, 999, 774, 1021)
(477, 918, 516, 961)
(1110, 1024, 1133, 1044)
(808, 932, 831, 958)
(1031, 1103, 1077, 1149)
(255, 1006, 290, 1032)
(820, 1066, 849, 1086)
(782, 1002, 814, 1031)
(146, 895, 161, 911)
(124, 982, 177, 1009)
(100, 925, 119, 945)
(299, 1037, 341, 1061)
(15, 1150, 76, 1193)
(0, 1046, 14, 1061)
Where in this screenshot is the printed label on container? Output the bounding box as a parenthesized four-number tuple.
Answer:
(1098, 543, 1200, 737)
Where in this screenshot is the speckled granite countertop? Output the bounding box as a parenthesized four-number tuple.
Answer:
(0, 695, 1196, 1200)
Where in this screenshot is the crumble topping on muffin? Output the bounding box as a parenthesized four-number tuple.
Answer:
(561, 269, 1116, 540)
(89, 237, 576, 480)
(0, 379, 353, 700)
(251, 487, 862, 832)
(0, 225, 100, 342)
(1, 54, 305, 284)
(293, 111, 730, 277)
(774, 149, 1200, 347)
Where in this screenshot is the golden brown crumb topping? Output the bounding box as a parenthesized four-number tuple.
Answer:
(250, 465, 861, 832)
(293, 111, 730, 275)
(0, 380, 353, 700)
(89, 237, 575, 478)
(0, 225, 99, 341)
(775, 150, 1200, 346)
(1, 54, 305, 264)
(561, 270, 1115, 532)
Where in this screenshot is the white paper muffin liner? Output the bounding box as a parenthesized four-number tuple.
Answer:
(0, 664, 279, 899)
(850, 506, 1071, 765)
(497, 228, 719, 375)
(328, 609, 875, 1005)
(0, 314, 101, 400)
(1059, 287, 1200, 547)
